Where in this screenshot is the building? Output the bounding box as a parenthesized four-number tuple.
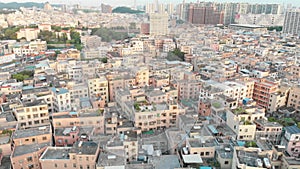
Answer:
(40, 141, 100, 169)
(11, 126, 51, 169)
(88, 77, 109, 103)
(287, 85, 300, 113)
(13, 100, 49, 128)
(253, 78, 278, 110)
(13, 40, 47, 56)
(188, 5, 224, 25)
(150, 13, 169, 36)
(0, 53, 15, 65)
(235, 14, 284, 27)
(254, 119, 283, 144)
(226, 106, 265, 141)
(52, 111, 105, 134)
(281, 125, 300, 158)
(51, 87, 72, 112)
(283, 8, 300, 35)
(16, 28, 40, 41)
(54, 126, 80, 147)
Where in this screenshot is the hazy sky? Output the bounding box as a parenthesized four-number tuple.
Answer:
(1, 0, 299, 7)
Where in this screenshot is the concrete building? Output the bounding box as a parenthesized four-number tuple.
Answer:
(51, 87, 72, 112)
(281, 125, 300, 158)
(254, 119, 283, 144)
(54, 126, 80, 147)
(226, 106, 265, 141)
(283, 8, 300, 35)
(150, 13, 169, 36)
(16, 28, 40, 41)
(88, 77, 109, 103)
(253, 78, 278, 110)
(235, 14, 284, 26)
(40, 141, 100, 169)
(287, 85, 300, 113)
(186, 137, 216, 159)
(14, 100, 49, 128)
(11, 126, 52, 169)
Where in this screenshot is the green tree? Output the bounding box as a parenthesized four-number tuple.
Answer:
(101, 57, 108, 63)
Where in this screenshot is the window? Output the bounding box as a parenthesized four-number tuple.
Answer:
(205, 152, 209, 156)
(225, 161, 229, 164)
(64, 163, 67, 168)
(73, 164, 76, 168)
(54, 164, 58, 168)
(42, 137, 47, 140)
(27, 157, 33, 162)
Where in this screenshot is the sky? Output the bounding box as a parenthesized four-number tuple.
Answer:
(1, 0, 299, 7)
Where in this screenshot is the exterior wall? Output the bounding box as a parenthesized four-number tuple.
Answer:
(287, 85, 300, 112)
(290, 65, 300, 77)
(0, 142, 11, 156)
(88, 77, 109, 103)
(238, 124, 256, 140)
(253, 79, 278, 109)
(11, 146, 47, 169)
(14, 103, 49, 128)
(14, 133, 51, 147)
(134, 104, 185, 131)
(54, 128, 80, 147)
(198, 100, 211, 116)
(52, 112, 105, 134)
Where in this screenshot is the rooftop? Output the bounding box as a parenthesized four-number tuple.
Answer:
(13, 125, 51, 139)
(69, 141, 99, 155)
(285, 125, 300, 135)
(13, 142, 49, 157)
(41, 147, 71, 160)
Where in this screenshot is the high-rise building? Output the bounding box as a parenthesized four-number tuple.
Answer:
(188, 4, 224, 25)
(283, 8, 300, 35)
(150, 13, 169, 35)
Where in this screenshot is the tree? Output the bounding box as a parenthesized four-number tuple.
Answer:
(101, 57, 108, 63)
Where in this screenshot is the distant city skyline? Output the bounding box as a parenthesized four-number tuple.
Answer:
(1, 0, 299, 7)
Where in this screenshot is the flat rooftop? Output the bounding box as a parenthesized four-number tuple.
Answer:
(69, 141, 98, 155)
(97, 151, 125, 167)
(41, 147, 71, 160)
(13, 125, 51, 139)
(13, 142, 50, 157)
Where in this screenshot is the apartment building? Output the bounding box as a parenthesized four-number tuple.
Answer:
(11, 126, 51, 169)
(149, 13, 169, 36)
(283, 8, 300, 35)
(40, 141, 100, 169)
(13, 100, 49, 128)
(287, 85, 300, 113)
(254, 119, 283, 144)
(268, 85, 290, 113)
(290, 65, 300, 77)
(54, 126, 80, 147)
(235, 77, 256, 99)
(125, 101, 185, 131)
(132, 67, 149, 87)
(52, 111, 105, 134)
(186, 137, 216, 159)
(51, 87, 72, 112)
(88, 77, 109, 103)
(226, 106, 265, 141)
(0, 53, 15, 65)
(253, 78, 279, 110)
(12, 125, 52, 146)
(281, 125, 300, 158)
(16, 28, 39, 41)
